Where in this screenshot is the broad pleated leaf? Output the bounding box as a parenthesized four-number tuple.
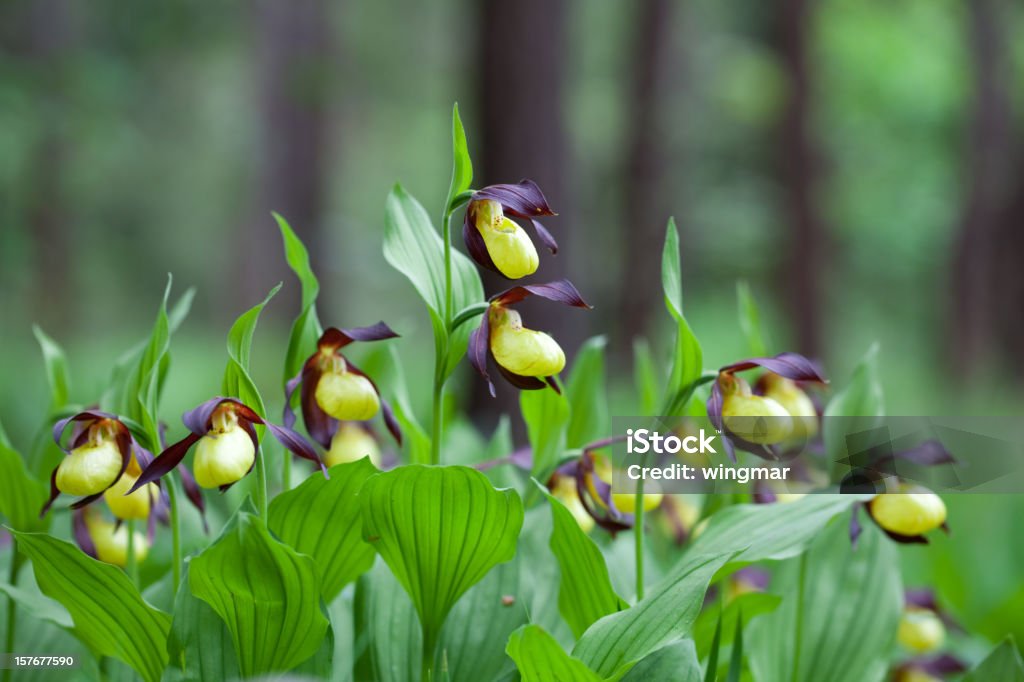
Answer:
(572, 495, 865, 677)
(747, 521, 901, 682)
(565, 336, 610, 449)
(223, 285, 280, 416)
(269, 459, 378, 601)
(621, 640, 702, 682)
(13, 532, 171, 682)
(507, 625, 603, 682)
(541, 485, 626, 639)
(359, 465, 523, 657)
(167, 564, 239, 682)
(964, 638, 1024, 682)
(0, 440, 48, 531)
(189, 511, 329, 676)
(521, 387, 569, 481)
(353, 560, 422, 682)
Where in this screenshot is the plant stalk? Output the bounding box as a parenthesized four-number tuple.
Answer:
(3, 547, 24, 682)
(429, 207, 457, 467)
(634, 477, 645, 601)
(255, 449, 269, 517)
(166, 475, 182, 592)
(126, 520, 138, 585)
(282, 446, 292, 491)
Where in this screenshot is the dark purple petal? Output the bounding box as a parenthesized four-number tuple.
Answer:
(910, 654, 968, 676)
(320, 323, 399, 350)
(266, 423, 327, 477)
(849, 502, 864, 548)
(473, 180, 555, 219)
(468, 314, 495, 397)
(231, 402, 265, 428)
(544, 376, 562, 393)
(239, 419, 261, 458)
(732, 566, 771, 590)
(752, 480, 777, 504)
(705, 375, 777, 462)
(130, 433, 201, 492)
(132, 442, 155, 469)
(492, 279, 592, 309)
(40, 468, 61, 517)
(720, 352, 827, 383)
(300, 364, 338, 448)
(69, 492, 105, 511)
(531, 219, 558, 254)
(182, 398, 230, 436)
(892, 440, 956, 466)
(463, 213, 501, 275)
(52, 410, 120, 453)
(72, 510, 97, 559)
(582, 435, 627, 452)
(497, 364, 547, 391)
(282, 369, 303, 431)
(177, 465, 208, 531)
(380, 398, 403, 447)
(904, 588, 940, 611)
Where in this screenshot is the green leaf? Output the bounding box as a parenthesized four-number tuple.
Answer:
(823, 343, 886, 471)
(189, 510, 329, 677)
(222, 285, 280, 418)
(736, 281, 768, 356)
(694, 592, 781, 660)
(269, 459, 378, 601)
(747, 521, 901, 682)
(274, 212, 320, 310)
(704, 612, 723, 682)
(661, 219, 703, 416)
(383, 184, 483, 378)
(388, 346, 432, 465)
(276, 212, 324, 387)
(565, 336, 609, 449)
(507, 625, 604, 682)
(521, 387, 570, 482)
(445, 103, 473, 212)
(354, 560, 423, 682)
(632, 339, 660, 415)
(123, 276, 174, 444)
(0, 441, 48, 531)
(622, 640, 701, 682)
(571, 495, 865, 678)
(167, 564, 240, 682)
(32, 325, 70, 412)
(12, 531, 171, 682)
(437, 557, 525, 682)
(725, 607, 743, 682)
(540, 484, 627, 639)
(359, 465, 524, 658)
(0, 581, 74, 630)
(963, 638, 1024, 682)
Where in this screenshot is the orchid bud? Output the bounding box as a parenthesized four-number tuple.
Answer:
(761, 372, 818, 440)
(104, 468, 158, 520)
(869, 485, 947, 537)
(326, 422, 381, 468)
(315, 363, 381, 422)
(720, 374, 793, 445)
(193, 406, 256, 489)
(85, 515, 149, 567)
(897, 607, 946, 653)
(489, 306, 565, 378)
(473, 199, 539, 279)
(56, 423, 123, 496)
(551, 476, 594, 534)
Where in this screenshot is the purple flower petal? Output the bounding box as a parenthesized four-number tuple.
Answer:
(473, 179, 555, 219)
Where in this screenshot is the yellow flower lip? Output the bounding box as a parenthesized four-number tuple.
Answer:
(56, 439, 124, 497)
(897, 607, 946, 653)
(869, 485, 947, 537)
(85, 513, 149, 567)
(104, 461, 158, 520)
(473, 201, 539, 279)
(193, 421, 257, 489)
(315, 370, 381, 421)
(489, 306, 566, 378)
(326, 422, 381, 468)
(550, 476, 594, 534)
(720, 376, 793, 445)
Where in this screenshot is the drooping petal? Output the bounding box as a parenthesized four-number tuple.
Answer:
(468, 313, 495, 397)
(51, 410, 119, 453)
(265, 423, 327, 476)
(39, 468, 61, 517)
(531, 219, 558, 254)
(282, 369, 303, 431)
(69, 491, 106, 511)
(719, 352, 826, 383)
(491, 279, 592, 309)
(849, 502, 864, 548)
(496, 364, 547, 391)
(72, 510, 97, 559)
(319, 323, 399, 351)
(891, 440, 956, 466)
(130, 432, 201, 492)
(300, 363, 337, 448)
(473, 180, 555, 219)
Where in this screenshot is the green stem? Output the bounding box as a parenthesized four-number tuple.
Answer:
(255, 449, 268, 517)
(3, 548, 24, 682)
(282, 448, 292, 491)
(166, 475, 182, 592)
(421, 628, 436, 682)
(634, 477, 645, 601)
(125, 520, 138, 585)
(429, 207, 457, 467)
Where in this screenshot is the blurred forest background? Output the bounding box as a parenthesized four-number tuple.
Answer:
(2, 0, 1024, 438)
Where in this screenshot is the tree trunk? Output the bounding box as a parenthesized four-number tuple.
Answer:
(775, 0, 825, 358)
(951, 0, 1012, 379)
(242, 0, 333, 312)
(616, 0, 676, 356)
(471, 0, 571, 435)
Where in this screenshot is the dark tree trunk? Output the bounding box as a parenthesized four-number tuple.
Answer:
(616, 0, 675, 355)
(242, 0, 333, 311)
(471, 0, 572, 435)
(775, 0, 825, 358)
(951, 0, 1012, 379)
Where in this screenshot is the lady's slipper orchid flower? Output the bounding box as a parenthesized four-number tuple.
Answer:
(131, 397, 324, 494)
(42, 411, 154, 516)
(547, 437, 635, 535)
(868, 484, 947, 538)
(463, 180, 558, 279)
(73, 509, 150, 568)
(588, 453, 663, 514)
(549, 475, 595, 534)
(284, 324, 401, 449)
(659, 495, 701, 545)
(325, 421, 382, 468)
(469, 280, 591, 396)
(898, 606, 946, 654)
(706, 353, 826, 461)
(757, 372, 819, 441)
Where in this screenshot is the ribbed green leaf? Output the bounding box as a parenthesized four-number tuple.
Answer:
(32, 325, 70, 412)
(189, 511, 329, 676)
(541, 486, 626, 639)
(12, 532, 171, 682)
(521, 387, 569, 481)
(437, 557, 525, 681)
(661, 219, 703, 417)
(572, 495, 866, 678)
(383, 184, 483, 378)
(747, 521, 901, 682)
(445, 103, 473, 212)
(275, 212, 320, 311)
(0, 440, 48, 531)
(388, 346, 432, 465)
(565, 336, 609, 449)
(124, 276, 174, 442)
(167, 563, 239, 682)
(275, 212, 324, 386)
(507, 625, 603, 682)
(622, 640, 702, 682)
(269, 459, 378, 601)
(359, 465, 523, 657)
(964, 637, 1024, 682)
(735, 281, 768, 357)
(354, 560, 422, 682)
(823, 344, 886, 470)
